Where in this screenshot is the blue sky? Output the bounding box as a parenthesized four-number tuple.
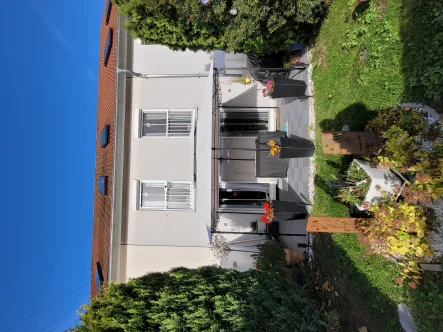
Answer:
(0, 0, 102, 331)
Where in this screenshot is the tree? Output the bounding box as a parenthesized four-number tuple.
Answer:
(70, 267, 326, 331)
(113, 0, 326, 56)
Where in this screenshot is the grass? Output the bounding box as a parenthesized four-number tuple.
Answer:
(310, 233, 405, 331)
(310, 0, 443, 330)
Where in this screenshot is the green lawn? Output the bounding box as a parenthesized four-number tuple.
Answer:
(311, 0, 443, 330)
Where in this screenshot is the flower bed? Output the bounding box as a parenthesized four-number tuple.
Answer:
(338, 160, 402, 210)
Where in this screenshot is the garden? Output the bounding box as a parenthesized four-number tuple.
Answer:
(310, 0, 443, 330)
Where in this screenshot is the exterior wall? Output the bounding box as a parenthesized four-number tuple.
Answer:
(215, 52, 277, 108)
(216, 213, 267, 271)
(119, 48, 280, 281)
(220, 251, 257, 271)
(134, 43, 212, 75)
(220, 80, 277, 108)
(122, 245, 218, 281)
(124, 41, 214, 250)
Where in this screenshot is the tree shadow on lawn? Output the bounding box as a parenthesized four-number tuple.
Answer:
(400, 0, 443, 112)
(309, 233, 404, 332)
(319, 102, 377, 132)
(314, 173, 348, 207)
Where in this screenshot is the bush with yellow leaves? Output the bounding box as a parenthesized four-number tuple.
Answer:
(356, 198, 434, 286)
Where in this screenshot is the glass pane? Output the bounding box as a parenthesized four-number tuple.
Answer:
(221, 111, 268, 120)
(166, 182, 193, 210)
(220, 111, 269, 137)
(95, 267, 102, 293)
(142, 112, 167, 136)
(143, 112, 167, 125)
(168, 111, 193, 137)
(140, 183, 165, 208)
(221, 124, 268, 136)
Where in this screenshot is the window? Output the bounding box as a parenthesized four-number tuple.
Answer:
(100, 125, 109, 147)
(95, 262, 104, 294)
(105, 0, 112, 25)
(140, 109, 194, 137)
(139, 181, 194, 211)
(104, 29, 113, 66)
(99, 176, 108, 195)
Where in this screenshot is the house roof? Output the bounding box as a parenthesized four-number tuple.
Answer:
(90, 0, 118, 298)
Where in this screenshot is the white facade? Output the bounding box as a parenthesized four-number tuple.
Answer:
(113, 26, 279, 282)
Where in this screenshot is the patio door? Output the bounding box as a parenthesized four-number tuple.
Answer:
(220, 110, 269, 137)
(218, 182, 270, 211)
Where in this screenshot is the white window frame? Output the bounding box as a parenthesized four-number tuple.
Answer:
(138, 180, 195, 211)
(139, 109, 195, 138)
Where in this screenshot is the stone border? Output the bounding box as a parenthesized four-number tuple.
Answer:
(306, 47, 316, 258)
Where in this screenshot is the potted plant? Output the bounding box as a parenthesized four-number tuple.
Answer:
(338, 159, 403, 210)
(254, 239, 286, 273)
(282, 52, 301, 68)
(268, 139, 281, 156)
(261, 200, 275, 224)
(260, 199, 308, 223)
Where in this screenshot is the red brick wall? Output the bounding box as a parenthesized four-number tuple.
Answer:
(90, 0, 118, 298)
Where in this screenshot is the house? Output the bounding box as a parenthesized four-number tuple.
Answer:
(91, 1, 309, 298)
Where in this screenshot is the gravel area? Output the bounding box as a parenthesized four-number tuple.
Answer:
(425, 198, 443, 262)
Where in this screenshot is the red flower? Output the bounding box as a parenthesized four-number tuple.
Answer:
(256, 265, 260, 270)
(408, 281, 417, 289)
(262, 88, 267, 94)
(263, 202, 270, 211)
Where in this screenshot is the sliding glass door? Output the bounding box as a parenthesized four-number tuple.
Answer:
(219, 182, 269, 211)
(220, 111, 269, 137)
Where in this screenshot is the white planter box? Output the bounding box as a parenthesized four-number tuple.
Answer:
(354, 160, 403, 211)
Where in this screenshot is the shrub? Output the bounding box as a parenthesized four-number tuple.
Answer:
(338, 161, 371, 206)
(365, 108, 429, 137)
(356, 199, 433, 286)
(114, 0, 327, 56)
(366, 109, 442, 197)
(70, 267, 327, 332)
(360, 199, 432, 256)
(255, 239, 286, 273)
(408, 279, 443, 332)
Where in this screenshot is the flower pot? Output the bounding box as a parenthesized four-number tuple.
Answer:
(270, 77, 307, 99)
(354, 160, 403, 211)
(266, 221, 280, 237)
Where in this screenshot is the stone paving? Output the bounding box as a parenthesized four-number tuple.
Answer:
(277, 48, 311, 250)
